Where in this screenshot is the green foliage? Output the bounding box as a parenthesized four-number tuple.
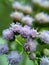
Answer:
(0, 54, 8, 65)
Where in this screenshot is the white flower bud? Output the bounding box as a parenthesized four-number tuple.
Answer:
(12, 1, 23, 10)
(35, 12, 49, 23)
(22, 5, 32, 14)
(22, 15, 34, 26)
(10, 11, 24, 21)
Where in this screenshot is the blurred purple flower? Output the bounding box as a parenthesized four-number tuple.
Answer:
(23, 38, 37, 52)
(8, 51, 21, 65)
(20, 25, 31, 38)
(30, 28, 38, 38)
(2, 29, 14, 40)
(40, 30, 49, 44)
(40, 56, 49, 65)
(0, 44, 8, 54)
(10, 22, 22, 33)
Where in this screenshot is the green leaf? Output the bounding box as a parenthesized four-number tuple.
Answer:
(15, 35, 26, 44)
(0, 37, 8, 44)
(0, 54, 8, 65)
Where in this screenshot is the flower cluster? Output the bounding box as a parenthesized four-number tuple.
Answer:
(12, 1, 32, 14)
(1, 0, 49, 65)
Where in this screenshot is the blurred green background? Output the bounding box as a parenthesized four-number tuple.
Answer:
(0, 0, 13, 35)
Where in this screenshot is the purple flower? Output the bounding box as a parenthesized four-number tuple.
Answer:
(8, 51, 21, 65)
(40, 56, 49, 65)
(2, 29, 14, 40)
(0, 44, 8, 54)
(40, 30, 49, 44)
(10, 22, 22, 33)
(20, 25, 30, 38)
(23, 38, 37, 52)
(30, 29, 38, 38)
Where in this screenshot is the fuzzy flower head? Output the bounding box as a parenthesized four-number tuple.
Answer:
(23, 38, 37, 52)
(40, 56, 49, 65)
(10, 11, 24, 21)
(30, 28, 38, 38)
(22, 5, 32, 14)
(0, 44, 8, 54)
(8, 51, 21, 65)
(10, 22, 22, 33)
(20, 25, 30, 38)
(2, 29, 14, 40)
(22, 15, 34, 26)
(32, 0, 41, 4)
(35, 12, 49, 23)
(40, 30, 49, 44)
(39, 1, 49, 8)
(12, 1, 23, 10)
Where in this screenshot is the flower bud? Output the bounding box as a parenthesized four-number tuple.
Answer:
(22, 5, 32, 14)
(22, 15, 34, 26)
(35, 12, 49, 23)
(12, 1, 22, 10)
(44, 49, 49, 56)
(10, 11, 23, 21)
(29, 53, 36, 60)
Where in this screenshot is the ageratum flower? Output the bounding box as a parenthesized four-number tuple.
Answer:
(0, 44, 8, 54)
(22, 15, 34, 26)
(23, 38, 37, 52)
(40, 30, 49, 44)
(30, 28, 38, 38)
(8, 51, 21, 65)
(22, 5, 32, 14)
(40, 56, 49, 65)
(32, 0, 41, 4)
(20, 25, 30, 38)
(10, 11, 24, 21)
(2, 29, 14, 40)
(10, 22, 22, 33)
(35, 12, 49, 23)
(12, 1, 23, 10)
(40, 0, 49, 9)
(33, 0, 49, 9)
